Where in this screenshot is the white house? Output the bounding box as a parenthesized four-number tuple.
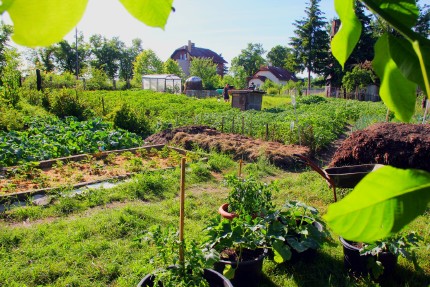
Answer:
(248, 66, 298, 88)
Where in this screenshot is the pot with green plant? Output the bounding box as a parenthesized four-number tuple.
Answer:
(340, 232, 422, 279)
(218, 175, 276, 219)
(266, 200, 331, 264)
(204, 214, 269, 287)
(136, 225, 233, 287)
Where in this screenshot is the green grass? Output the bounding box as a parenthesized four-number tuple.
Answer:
(0, 156, 428, 287)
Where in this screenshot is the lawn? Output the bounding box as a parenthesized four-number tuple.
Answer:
(0, 154, 428, 287)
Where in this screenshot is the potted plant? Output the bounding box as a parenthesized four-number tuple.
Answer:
(340, 232, 423, 279)
(203, 214, 269, 287)
(136, 225, 233, 287)
(218, 175, 276, 219)
(266, 200, 331, 263)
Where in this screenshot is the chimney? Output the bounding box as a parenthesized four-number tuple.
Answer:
(188, 40, 193, 52)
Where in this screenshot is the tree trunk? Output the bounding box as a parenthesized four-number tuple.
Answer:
(307, 69, 311, 95)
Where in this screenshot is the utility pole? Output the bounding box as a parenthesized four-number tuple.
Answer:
(75, 27, 79, 80)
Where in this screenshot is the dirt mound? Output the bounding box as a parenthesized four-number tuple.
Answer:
(329, 123, 430, 172)
(146, 126, 310, 171)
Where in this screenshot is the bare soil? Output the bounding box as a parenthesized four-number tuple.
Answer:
(145, 125, 310, 171)
(329, 123, 430, 172)
(0, 149, 185, 194)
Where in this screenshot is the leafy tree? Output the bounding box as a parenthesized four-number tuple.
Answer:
(342, 64, 375, 93)
(119, 38, 143, 88)
(231, 43, 266, 77)
(189, 57, 220, 89)
(0, 23, 13, 76)
(267, 45, 289, 68)
(163, 58, 184, 78)
(89, 34, 124, 81)
(53, 34, 88, 76)
(222, 65, 247, 90)
(290, 0, 329, 91)
(31, 46, 56, 72)
(415, 2, 429, 38)
(0, 48, 21, 107)
(132, 49, 164, 85)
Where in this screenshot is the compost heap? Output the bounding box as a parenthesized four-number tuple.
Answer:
(329, 123, 430, 172)
(145, 125, 309, 171)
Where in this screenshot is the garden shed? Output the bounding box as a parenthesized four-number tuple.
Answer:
(142, 74, 182, 94)
(231, 90, 265, 111)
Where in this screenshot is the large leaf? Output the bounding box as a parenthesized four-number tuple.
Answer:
(324, 166, 430, 243)
(331, 0, 362, 69)
(0, 0, 13, 14)
(119, 0, 173, 29)
(7, 0, 89, 47)
(389, 35, 430, 93)
(373, 34, 417, 122)
(363, 0, 418, 30)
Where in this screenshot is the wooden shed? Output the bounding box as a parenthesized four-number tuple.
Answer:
(230, 90, 265, 111)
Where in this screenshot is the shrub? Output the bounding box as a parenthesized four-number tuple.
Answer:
(49, 89, 89, 120)
(113, 104, 150, 136)
(266, 87, 279, 96)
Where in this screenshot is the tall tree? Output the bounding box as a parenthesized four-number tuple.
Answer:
(53, 33, 88, 75)
(132, 49, 164, 85)
(189, 57, 220, 89)
(230, 43, 266, 77)
(267, 45, 289, 67)
(119, 38, 142, 88)
(290, 0, 329, 91)
(89, 35, 124, 81)
(163, 58, 184, 78)
(415, 2, 429, 38)
(0, 23, 13, 76)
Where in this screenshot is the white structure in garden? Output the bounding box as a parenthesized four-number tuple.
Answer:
(142, 74, 182, 94)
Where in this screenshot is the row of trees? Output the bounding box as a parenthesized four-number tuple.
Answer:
(227, 0, 429, 92)
(1, 1, 428, 93)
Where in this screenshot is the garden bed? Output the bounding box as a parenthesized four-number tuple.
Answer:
(145, 125, 310, 171)
(0, 145, 200, 199)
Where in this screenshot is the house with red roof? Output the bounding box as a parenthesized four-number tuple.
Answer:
(248, 66, 298, 89)
(170, 40, 227, 77)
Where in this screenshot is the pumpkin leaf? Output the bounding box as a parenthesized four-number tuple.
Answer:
(372, 34, 417, 122)
(331, 0, 362, 69)
(0, 0, 13, 14)
(7, 0, 89, 47)
(118, 0, 173, 29)
(223, 264, 235, 280)
(272, 240, 291, 263)
(324, 166, 430, 243)
(389, 35, 430, 92)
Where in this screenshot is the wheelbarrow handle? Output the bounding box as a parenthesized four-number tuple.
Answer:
(293, 154, 337, 202)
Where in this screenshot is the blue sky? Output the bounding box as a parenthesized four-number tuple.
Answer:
(63, 0, 338, 66)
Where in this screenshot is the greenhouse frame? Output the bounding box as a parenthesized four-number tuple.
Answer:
(142, 74, 182, 94)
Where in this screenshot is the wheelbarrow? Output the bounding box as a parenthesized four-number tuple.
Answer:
(293, 154, 384, 202)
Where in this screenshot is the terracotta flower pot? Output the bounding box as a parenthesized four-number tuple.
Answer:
(218, 203, 237, 219)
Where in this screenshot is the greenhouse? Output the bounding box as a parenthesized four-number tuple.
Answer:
(142, 74, 182, 94)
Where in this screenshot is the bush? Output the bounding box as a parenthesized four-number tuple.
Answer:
(266, 87, 279, 96)
(298, 95, 327, 105)
(113, 104, 150, 136)
(49, 89, 89, 120)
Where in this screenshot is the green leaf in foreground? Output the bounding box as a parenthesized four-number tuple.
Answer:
(372, 34, 417, 122)
(324, 166, 430, 243)
(389, 35, 430, 93)
(331, 0, 362, 69)
(119, 0, 173, 29)
(7, 0, 89, 47)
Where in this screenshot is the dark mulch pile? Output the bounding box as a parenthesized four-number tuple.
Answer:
(329, 123, 430, 172)
(145, 125, 310, 171)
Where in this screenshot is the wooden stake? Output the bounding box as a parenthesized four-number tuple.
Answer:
(423, 99, 429, 124)
(238, 159, 243, 177)
(179, 157, 186, 264)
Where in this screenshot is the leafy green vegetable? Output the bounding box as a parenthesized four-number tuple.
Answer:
(324, 166, 430, 242)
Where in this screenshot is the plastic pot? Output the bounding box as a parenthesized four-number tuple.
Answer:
(214, 248, 267, 287)
(325, 164, 384, 188)
(339, 237, 397, 277)
(137, 268, 233, 287)
(289, 219, 324, 262)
